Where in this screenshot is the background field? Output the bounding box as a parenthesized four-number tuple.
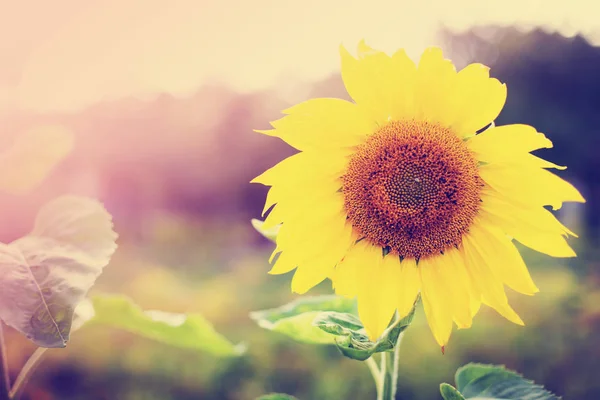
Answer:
(1, 7, 600, 400)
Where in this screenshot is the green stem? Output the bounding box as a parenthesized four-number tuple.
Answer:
(365, 357, 380, 387)
(378, 352, 391, 400)
(390, 332, 404, 397)
(10, 348, 48, 400)
(0, 324, 11, 400)
(377, 331, 405, 400)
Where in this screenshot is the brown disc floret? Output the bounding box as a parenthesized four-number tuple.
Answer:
(342, 120, 483, 260)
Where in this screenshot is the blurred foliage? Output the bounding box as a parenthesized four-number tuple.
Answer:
(0, 125, 73, 195)
(443, 26, 600, 244)
(0, 211, 595, 400)
(88, 294, 245, 357)
(256, 394, 298, 400)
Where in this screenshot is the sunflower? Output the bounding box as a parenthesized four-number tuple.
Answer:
(252, 42, 585, 347)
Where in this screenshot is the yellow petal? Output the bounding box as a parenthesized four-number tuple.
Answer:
(251, 150, 349, 187)
(390, 49, 418, 120)
(356, 261, 398, 340)
(340, 42, 416, 125)
(266, 189, 348, 283)
(480, 164, 585, 210)
(268, 250, 296, 275)
(462, 226, 524, 326)
(261, 187, 279, 216)
(419, 255, 454, 347)
(468, 124, 552, 162)
(290, 222, 355, 294)
(262, 180, 343, 229)
(256, 98, 375, 151)
(292, 241, 352, 294)
(516, 154, 566, 170)
(270, 208, 351, 278)
(274, 195, 346, 247)
(415, 47, 457, 127)
(384, 256, 420, 317)
(450, 63, 506, 137)
(467, 209, 540, 294)
(480, 192, 577, 258)
(335, 241, 397, 340)
(331, 240, 367, 297)
(419, 250, 476, 343)
(467, 124, 564, 170)
(262, 203, 286, 229)
(469, 298, 482, 323)
(468, 123, 566, 170)
(260, 155, 346, 228)
(297, 215, 352, 263)
(439, 248, 475, 329)
(290, 263, 330, 294)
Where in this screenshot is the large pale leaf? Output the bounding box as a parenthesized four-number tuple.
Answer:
(88, 295, 245, 357)
(441, 363, 560, 400)
(0, 196, 117, 347)
(0, 125, 74, 194)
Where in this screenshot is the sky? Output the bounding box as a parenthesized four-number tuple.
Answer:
(1, 0, 598, 112)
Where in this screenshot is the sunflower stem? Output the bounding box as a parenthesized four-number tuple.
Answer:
(365, 357, 380, 387)
(376, 331, 404, 400)
(0, 324, 11, 400)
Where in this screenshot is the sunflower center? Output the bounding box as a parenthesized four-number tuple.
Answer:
(342, 120, 483, 260)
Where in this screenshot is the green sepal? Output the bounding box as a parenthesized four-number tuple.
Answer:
(312, 298, 417, 361)
(251, 295, 417, 361)
(251, 219, 280, 242)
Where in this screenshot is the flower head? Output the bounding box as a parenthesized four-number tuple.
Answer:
(253, 42, 585, 347)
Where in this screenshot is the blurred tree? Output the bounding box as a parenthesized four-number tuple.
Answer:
(442, 26, 600, 244)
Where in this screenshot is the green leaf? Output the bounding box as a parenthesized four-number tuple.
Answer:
(256, 311, 334, 344)
(256, 394, 298, 400)
(0, 196, 117, 348)
(251, 295, 356, 324)
(312, 299, 418, 361)
(251, 219, 280, 242)
(89, 294, 245, 357)
(444, 363, 560, 399)
(250, 295, 356, 344)
(440, 383, 466, 400)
